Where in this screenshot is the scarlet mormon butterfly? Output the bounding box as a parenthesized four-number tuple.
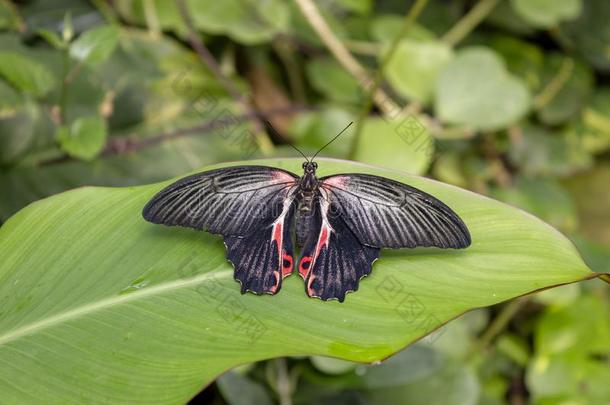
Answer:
(142, 123, 471, 302)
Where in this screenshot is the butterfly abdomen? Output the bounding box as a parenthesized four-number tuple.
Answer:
(296, 191, 320, 247)
(296, 209, 313, 247)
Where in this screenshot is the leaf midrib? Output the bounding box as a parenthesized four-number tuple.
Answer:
(0, 270, 234, 346)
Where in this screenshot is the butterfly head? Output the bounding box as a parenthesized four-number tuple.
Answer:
(302, 161, 318, 174)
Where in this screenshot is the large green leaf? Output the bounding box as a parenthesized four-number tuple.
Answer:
(0, 159, 604, 403)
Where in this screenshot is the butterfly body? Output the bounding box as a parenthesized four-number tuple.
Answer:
(143, 162, 471, 302)
(296, 162, 319, 213)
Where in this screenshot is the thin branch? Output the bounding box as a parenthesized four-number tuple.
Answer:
(90, 0, 119, 24)
(350, 0, 430, 158)
(273, 38, 307, 103)
(58, 47, 71, 125)
(274, 358, 293, 405)
(293, 0, 400, 117)
(343, 40, 382, 56)
(176, 0, 243, 101)
(143, 0, 162, 38)
(4, 0, 26, 32)
(441, 0, 500, 47)
(533, 57, 574, 109)
(175, 0, 274, 153)
(104, 105, 310, 156)
(466, 297, 529, 359)
(39, 105, 312, 166)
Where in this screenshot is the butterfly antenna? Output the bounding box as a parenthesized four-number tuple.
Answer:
(311, 121, 354, 161)
(289, 143, 310, 162)
(264, 120, 309, 162)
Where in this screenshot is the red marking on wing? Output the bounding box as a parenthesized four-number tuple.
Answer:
(272, 222, 282, 246)
(315, 226, 330, 257)
(282, 253, 293, 277)
(270, 271, 280, 293)
(301, 222, 332, 281)
(322, 176, 348, 188)
(299, 256, 312, 278)
(306, 275, 317, 297)
(271, 171, 297, 183)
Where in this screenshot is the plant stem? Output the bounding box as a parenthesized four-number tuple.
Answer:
(293, 0, 400, 117)
(467, 297, 528, 359)
(175, 0, 274, 154)
(344, 40, 382, 56)
(350, 0, 430, 159)
(273, 38, 307, 103)
(533, 57, 574, 109)
(4, 0, 26, 32)
(143, 0, 161, 38)
(275, 358, 293, 405)
(90, 0, 119, 24)
(58, 47, 71, 125)
(441, 0, 500, 47)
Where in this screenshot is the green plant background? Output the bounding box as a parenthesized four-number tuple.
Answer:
(0, 0, 609, 404)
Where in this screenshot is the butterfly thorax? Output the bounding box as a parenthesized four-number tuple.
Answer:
(298, 163, 319, 212)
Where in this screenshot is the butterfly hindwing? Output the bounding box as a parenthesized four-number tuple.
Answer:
(320, 174, 471, 249)
(226, 196, 297, 295)
(143, 166, 298, 236)
(298, 191, 380, 302)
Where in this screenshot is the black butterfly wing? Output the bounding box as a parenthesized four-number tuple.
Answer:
(319, 174, 471, 249)
(297, 193, 380, 302)
(297, 173, 470, 302)
(143, 166, 299, 295)
(143, 166, 298, 236)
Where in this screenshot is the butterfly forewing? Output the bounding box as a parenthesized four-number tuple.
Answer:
(143, 166, 298, 237)
(320, 174, 471, 249)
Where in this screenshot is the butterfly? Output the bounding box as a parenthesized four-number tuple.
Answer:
(142, 124, 471, 302)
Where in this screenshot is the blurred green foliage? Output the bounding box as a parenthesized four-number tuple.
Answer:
(0, 0, 608, 404)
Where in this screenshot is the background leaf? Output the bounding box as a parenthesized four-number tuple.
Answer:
(510, 0, 582, 28)
(0, 51, 56, 96)
(435, 47, 531, 131)
(70, 25, 119, 65)
(217, 371, 273, 405)
(189, 0, 289, 45)
(385, 40, 453, 104)
(560, 1, 610, 71)
(353, 116, 433, 174)
(526, 295, 610, 403)
(536, 56, 593, 125)
(306, 58, 362, 105)
(56, 116, 108, 160)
